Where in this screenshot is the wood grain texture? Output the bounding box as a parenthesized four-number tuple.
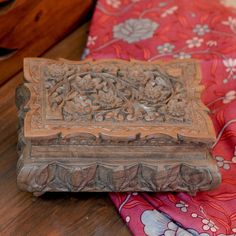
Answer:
(0, 0, 93, 85)
(16, 58, 221, 195)
(0, 22, 131, 236)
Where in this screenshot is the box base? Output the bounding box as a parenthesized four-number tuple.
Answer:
(17, 145, 221, 196)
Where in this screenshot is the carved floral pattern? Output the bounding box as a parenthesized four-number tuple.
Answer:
(44, 62, 190, 123)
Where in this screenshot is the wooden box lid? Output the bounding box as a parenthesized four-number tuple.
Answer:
(23, 58, 215, 145)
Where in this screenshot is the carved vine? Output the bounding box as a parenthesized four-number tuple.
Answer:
(44, 62, 191, 123)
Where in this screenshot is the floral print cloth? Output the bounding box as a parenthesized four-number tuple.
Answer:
(84, 0, 236, 235)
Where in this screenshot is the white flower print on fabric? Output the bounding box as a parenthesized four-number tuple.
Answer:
(193, 24, 210, 36)
(223, 58, 236, 74)
(206, 40, 217, 47)
(174, 52, 191, 59)
(186, 37, 204, 48)
(141, 209, 192, 236)
(125, 215, 130, 223)
(191, 212, 219, 233)
(106, 0, 121, 8)
(157, 43, 175, 54)
(215, 156, 230, 169)
(113, 18, 158, 43)
(175, 200, 189, 212)
(87, 36, 98, 46)
(161, 6, 178, 18)
(222, 16, 236, 33)
(223, 78, 229, 84)
(222, 90, 236, 104)
(202, 219, 218, 232)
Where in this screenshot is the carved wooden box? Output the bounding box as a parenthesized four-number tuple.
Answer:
(16, 58, 221, 196)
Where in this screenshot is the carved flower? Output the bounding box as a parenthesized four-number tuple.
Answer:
(47, 64, 65, 77)
(49, 85, 65, 110)
(63, 95, 93, 121)
(96, 90, 122, 108)
(72, 74, 96, 91)
(143, 77, 171, 103)
(113, 18, 159, 43)
(144, 81, 162, 101)
(45, 64, 76, 90)
(144, 112, 156, 121)
(167, 102, 186, 117)
(128, 66, 150, 85)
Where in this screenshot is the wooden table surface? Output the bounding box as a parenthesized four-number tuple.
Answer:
(0, 21, 131, 236)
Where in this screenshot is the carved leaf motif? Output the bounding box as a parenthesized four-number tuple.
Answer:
(125, 164, 139, 189)
(35, 164, 56, 187)
(110, 168, 126, 191)
(161, 165, 181, 191)
(17, 160, 220, 193)
(139, 164, 158, 191)
(96, 166, 114, 191)
(56, 165, 72, 190)
(44, 62, 190, 124)
(179, 164, 211, 187)
(70, 165, 97, 190)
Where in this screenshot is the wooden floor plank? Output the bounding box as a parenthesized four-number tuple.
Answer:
(0, 22, 131, 236)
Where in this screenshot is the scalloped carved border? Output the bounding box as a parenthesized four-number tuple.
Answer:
(17, 155, 221, 195)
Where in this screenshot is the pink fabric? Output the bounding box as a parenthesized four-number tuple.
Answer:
(84, 0, 236, 235)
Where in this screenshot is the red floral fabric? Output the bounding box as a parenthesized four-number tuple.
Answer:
(84, 0, 236, 235)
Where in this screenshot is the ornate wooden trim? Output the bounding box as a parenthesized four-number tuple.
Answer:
(17, 148, 220, 195)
